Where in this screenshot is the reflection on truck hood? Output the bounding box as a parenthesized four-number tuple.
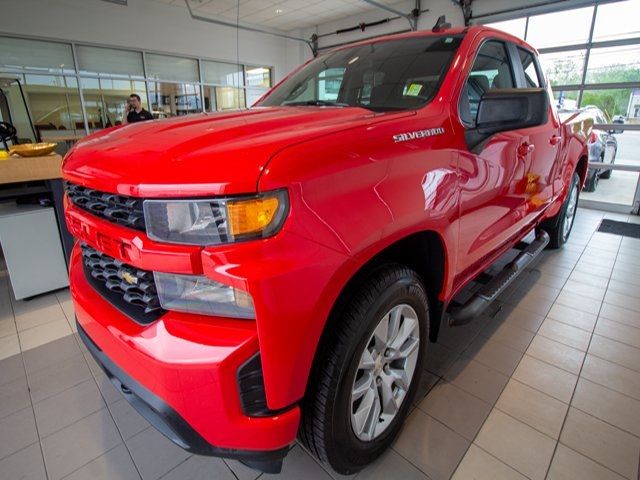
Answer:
(62, 106, 386, 197)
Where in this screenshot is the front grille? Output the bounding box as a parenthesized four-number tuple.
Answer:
(65, 181, 145, 231)
(81, 243, 165, 324)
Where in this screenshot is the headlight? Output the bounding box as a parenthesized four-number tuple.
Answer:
(143, 190, 288, 246)
(154, 272, 255, 319)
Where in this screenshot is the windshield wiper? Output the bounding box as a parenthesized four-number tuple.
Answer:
(283, 100, 350, 107)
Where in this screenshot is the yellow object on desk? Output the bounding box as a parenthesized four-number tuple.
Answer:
(0, 150, 9, 160)
(9, 142, 57, 157)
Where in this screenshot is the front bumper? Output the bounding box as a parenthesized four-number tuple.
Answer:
(69, 245, 300, 465)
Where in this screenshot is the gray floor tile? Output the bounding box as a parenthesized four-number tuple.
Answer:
(93, 371, 124, 405)
(109, 398, 150, 440)
(572, 378, 640, 438)
(126, 427, 190, 480)
(444, 358, 509, 404)
(418, 381, 492, 441)
(461, 336, 523, 376)
(394, 409, 470, 480)
(160, 454, 233, 480)
(0, 442, 46, 480)
(581, 354, 640, 401)
(452, 444, 527, 480)
(413, 369, 440, 406)
(268, 445, 332, 479)
(22, 334, 81, 375)
(547, 444, 626, 480)
(41, 408, 121, 480)
(0, 353, 25, 385)
(475, 409, 556, 480)
(0, 407, 38, 460)
(223, 458, 261, 480)
(0, 375, 30, 420)
(594, 318, 640, 350)
(525, 335, 585, 375)
(356, 449, 428, 480)
(480, 321, 535, 353)
(424, 342, 458, 376)
(588, 334, 640, 373)
(27, 353, 92, 403)
(64, 444, 140, 480)
(493, 305, 545, 333)
(34, 378, 105, 438)
(560, 407, 640, 480)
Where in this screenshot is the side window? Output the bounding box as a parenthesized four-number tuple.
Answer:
(460, 41, 515, 125)
(517, 48, 542, 88)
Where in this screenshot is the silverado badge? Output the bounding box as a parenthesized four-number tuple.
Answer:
(393, 127, 445, 143)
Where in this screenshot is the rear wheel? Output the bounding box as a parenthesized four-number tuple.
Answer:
(584, 170, 599, 192)
(300, 264, 428, 475)
(544, 172, 580, 249)
(600, 151, 615, 179)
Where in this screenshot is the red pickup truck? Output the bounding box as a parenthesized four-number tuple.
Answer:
(63, 25, 588, 474)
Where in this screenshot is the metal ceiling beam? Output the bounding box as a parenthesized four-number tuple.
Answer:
(184, 0, 314, 52)
(360, 0, 420, 30)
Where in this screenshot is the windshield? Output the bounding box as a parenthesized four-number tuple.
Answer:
(258, 34, 464, 112)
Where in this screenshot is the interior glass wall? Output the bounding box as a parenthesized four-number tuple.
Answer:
(0, 35, 273, 138)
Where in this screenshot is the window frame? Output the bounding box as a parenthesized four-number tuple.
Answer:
(457, 37, 520, 128)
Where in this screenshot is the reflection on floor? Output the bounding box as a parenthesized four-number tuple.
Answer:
(1, 208, 640, 480)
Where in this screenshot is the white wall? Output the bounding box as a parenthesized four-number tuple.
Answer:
(0, 0, 293, 82)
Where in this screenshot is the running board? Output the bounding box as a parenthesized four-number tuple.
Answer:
(448, 230, 550, 326)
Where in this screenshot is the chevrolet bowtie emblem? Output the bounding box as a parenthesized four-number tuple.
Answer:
(122, 271, 138, 285)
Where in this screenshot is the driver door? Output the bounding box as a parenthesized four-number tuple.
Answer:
(456, 39, 531, 277)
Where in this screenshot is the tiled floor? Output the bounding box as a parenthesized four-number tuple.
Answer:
(1, 208, 640, 479)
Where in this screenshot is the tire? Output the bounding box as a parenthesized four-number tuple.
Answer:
(299, 264, 429, 475)
(584, 170, 598, 192)
(543, 172, 580, 249)
(600, 151, 615, 179)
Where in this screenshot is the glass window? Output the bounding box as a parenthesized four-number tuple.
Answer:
(245, 66, 271, 88)
(76, 45, 144, 78)
(246, 88, 268, 107)
(518, 48, 542, 88)
(203, 86, 216, 112)
(201, 60, 243, 86)
(146, 54, 199, 83)
(592, 0, 640, 42)
(459, 40, 515, 125)
(585, 44, 640, 85)
(0, 37, 74, 74)
(148, 81, 202, 117)
(260, 35, 463, 111)
(486, 18, 527, 39)
(80, 77, 148, 129)
(215, 87, 245, 110)
(581, 88, 633, 119)
(539, 50, 587, 87)
(553, 89, 579, 110)
(21, 75, 83, 138)
(526, 7, 594, 49)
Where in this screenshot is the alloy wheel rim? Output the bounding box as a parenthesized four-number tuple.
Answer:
(350, 304, 420, 442)
(563, 183, 578, 241)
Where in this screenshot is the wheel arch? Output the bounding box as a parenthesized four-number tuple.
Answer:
(307, 229, 447, 403)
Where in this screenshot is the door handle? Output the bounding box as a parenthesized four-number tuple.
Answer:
(517, 143, 534, 157)
(549, 135, 561, 146)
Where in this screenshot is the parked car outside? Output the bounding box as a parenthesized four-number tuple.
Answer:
(582, 106, 618, 192)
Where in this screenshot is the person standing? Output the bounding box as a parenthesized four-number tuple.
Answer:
(122, 94, 153, 124)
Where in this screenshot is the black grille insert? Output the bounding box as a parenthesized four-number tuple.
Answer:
(65, 181, 146, 231)
(81, 243, 165, 324)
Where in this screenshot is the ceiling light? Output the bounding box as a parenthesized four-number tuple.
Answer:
(275, 8, 283, 14)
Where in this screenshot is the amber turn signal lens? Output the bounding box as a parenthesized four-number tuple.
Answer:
(227, 196, 280, 237)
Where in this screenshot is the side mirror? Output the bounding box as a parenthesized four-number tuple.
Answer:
(465, 88, 549, 151)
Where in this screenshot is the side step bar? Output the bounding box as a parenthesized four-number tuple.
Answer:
(448, 230, 550, 326)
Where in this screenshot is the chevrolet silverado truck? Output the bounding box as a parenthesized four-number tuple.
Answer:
(63, 25, 588, 475)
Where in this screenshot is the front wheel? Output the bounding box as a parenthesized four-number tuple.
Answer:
(544, 172, 580, 249)
(300, 264, 429, 475)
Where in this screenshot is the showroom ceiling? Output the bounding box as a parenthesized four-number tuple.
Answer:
(153, 0, 405, 30)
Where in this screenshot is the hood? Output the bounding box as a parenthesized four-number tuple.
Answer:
(62, 106, 410, 197)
